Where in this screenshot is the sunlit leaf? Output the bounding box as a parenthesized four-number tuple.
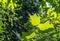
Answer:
(29, 14, 40, 26)
(47, 8, 52, 14)
(0, 0, 2, 2)
(26, 32, 36, 40)
(37, 21, 54, 31)
(52, 33, 58, 38)
(51, 11, 57, 18)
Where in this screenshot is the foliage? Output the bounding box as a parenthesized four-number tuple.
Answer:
(29, 14, 40, 26)
(0, 0, 60, 41)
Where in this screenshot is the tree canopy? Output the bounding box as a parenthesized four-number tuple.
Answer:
(0, 0, 60, 41)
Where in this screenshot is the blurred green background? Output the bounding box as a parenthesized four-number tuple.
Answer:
(0, 0, 60, 41)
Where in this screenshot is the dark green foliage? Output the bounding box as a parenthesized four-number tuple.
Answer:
(0, 0, 42, 41)
(15, 0, 42, 24)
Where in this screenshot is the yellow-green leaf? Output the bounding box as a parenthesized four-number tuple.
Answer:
(26, 32, 36, 40)
(37, 21, 54, 31)
(29, 14, 40, 26)
(52, 34, 58, 38)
